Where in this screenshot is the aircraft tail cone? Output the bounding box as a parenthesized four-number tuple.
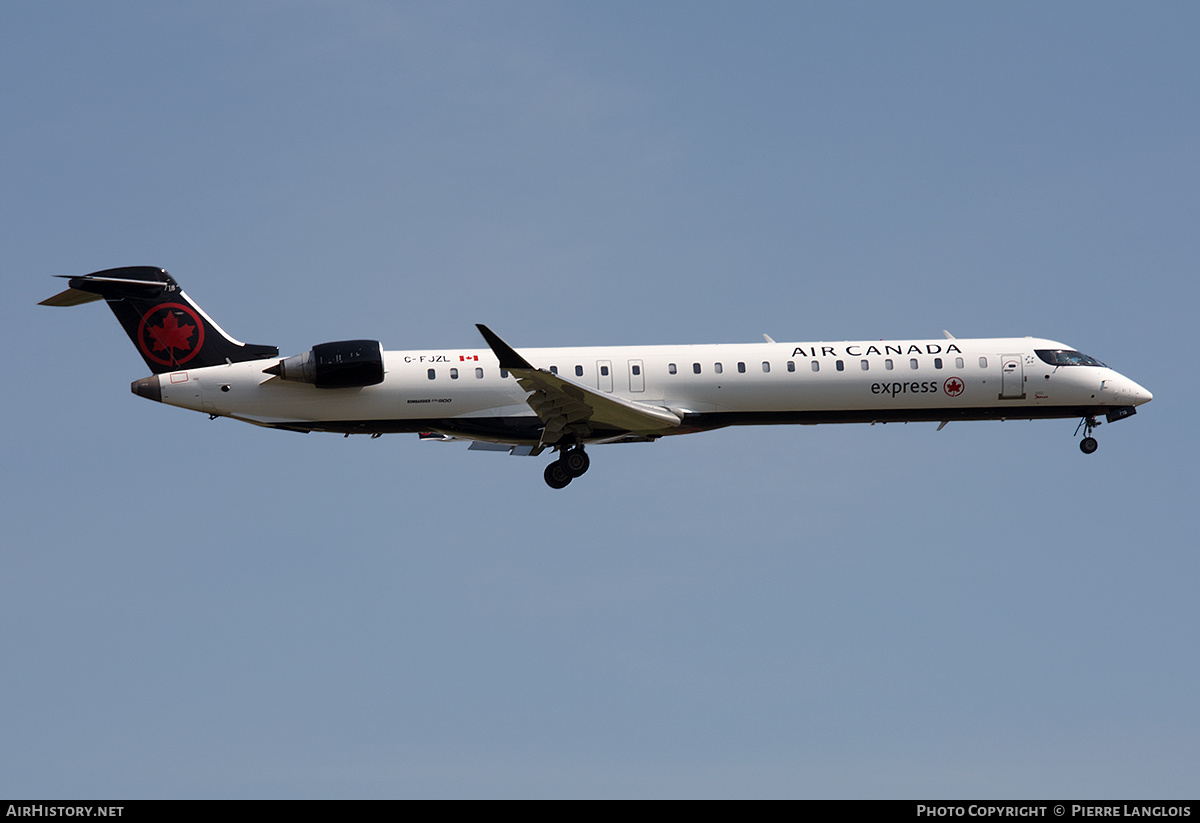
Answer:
(131, 376, 161, 403)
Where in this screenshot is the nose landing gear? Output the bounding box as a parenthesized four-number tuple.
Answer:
(543, 446, 590, 489)
(1075, 415, 1100, 454)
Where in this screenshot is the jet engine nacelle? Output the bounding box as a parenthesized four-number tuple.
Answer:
(264, 340, 385, 388)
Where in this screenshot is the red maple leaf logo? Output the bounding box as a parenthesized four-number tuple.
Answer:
(944, 377, 964, 396)
(146, 312, 196, 353)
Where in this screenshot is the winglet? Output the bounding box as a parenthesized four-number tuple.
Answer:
(476, 324, 534, 370)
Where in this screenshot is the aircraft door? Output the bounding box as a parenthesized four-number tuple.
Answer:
(1000, 355, 1025, 399)
(628, 360, 645, 392)
(597, 360, 613, 393)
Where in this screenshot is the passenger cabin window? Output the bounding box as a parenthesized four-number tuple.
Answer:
(475, 368, 483, 379)
(450, 368, 458, 379)
(500, 369, 509, 378)
(811, 361, 819, 372)
(787, 361, 795, 372)
(955, 357, 964, 369)
(669, 363, 677, 375)
(909, 359, 918, 370)
(549, 365, 558, 375)
(693, 363, 701, 374)
(575, 365, 583, 377)
(836, 360, 844, 371)
(860, 359, 869, 371)
(737, 362, 746, 373)
(762, 361, 770, 373)
(934, 358, 943, 369)
(714, 363, 723, 374)
(978, 357, 987, 369)
(885, 359, 894, 370)
(427, 369, 436, 380)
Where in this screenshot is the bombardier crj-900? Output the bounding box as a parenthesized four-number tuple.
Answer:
(42, 267, 1152, 489)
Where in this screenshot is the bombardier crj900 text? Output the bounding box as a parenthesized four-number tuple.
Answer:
(42, 268, 1152, 488)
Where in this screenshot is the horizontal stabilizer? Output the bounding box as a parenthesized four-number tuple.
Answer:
(39, 287, 104, 307)
(44, 270, 173, 301)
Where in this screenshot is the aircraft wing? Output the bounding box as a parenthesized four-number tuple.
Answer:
(476, 324, 680, 447)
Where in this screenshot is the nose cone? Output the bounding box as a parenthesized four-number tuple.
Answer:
(1117, 375, 1153, 406)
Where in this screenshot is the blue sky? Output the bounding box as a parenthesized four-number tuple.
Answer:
(2, 2, 1197, 798)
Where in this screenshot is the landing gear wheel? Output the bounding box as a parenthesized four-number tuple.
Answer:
(563, 448, 590, 477)
(1074, 415, 1101, 455)
(544, 461, 572, 489)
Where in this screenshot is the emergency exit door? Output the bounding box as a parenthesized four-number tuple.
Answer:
(597, 360, 613, 393)
(628, 360, 645, 392)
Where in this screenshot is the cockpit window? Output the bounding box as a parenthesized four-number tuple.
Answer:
(1035, 349, 1106, 367)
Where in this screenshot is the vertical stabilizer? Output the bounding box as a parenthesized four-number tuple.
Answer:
(40, 267, 278, 373)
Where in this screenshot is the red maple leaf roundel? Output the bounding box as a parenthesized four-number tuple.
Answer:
(943, 377, 965, 397)
(146, 312, 195, 353)
(136, 303, 205, 367)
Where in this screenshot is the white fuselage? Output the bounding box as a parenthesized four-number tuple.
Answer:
(148, 336, 1152, 442)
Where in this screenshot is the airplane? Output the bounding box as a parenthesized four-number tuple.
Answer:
(41, 266, 1152, 488)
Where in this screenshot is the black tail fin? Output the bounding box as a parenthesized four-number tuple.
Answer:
(40, 266, 278, 373)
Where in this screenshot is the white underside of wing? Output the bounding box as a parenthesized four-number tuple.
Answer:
(509, 367, 680, 445)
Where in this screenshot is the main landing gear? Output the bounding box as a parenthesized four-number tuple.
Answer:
(543, 446, 590, 489)
(1075, 415, 1100, 454)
